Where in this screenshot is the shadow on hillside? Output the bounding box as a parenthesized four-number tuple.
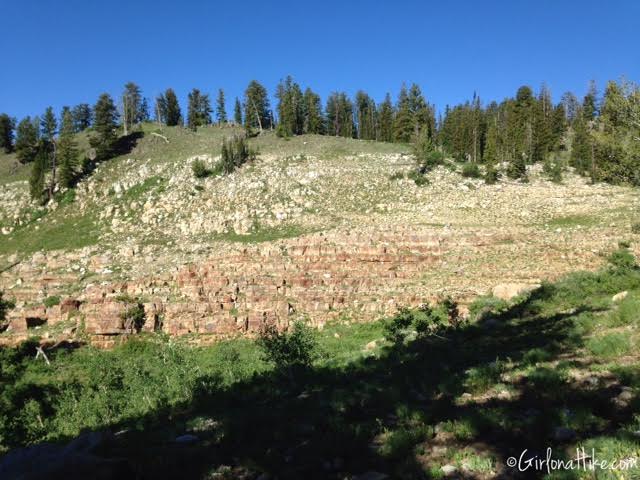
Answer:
(112, 131, 144, 157)
(84, 288, 637, 480)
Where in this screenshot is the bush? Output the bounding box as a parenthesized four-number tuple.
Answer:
(117, 295, 146, 333)
(191, 158, 211, 179)
(461, 163, 481, 178)
(384, 299, 462, 345)
(632, 223, 640, 234)
(412, 132, 444, 174)
(257, 320, 318, 376)
(220, 135, 257, 174)
(0, 292, 15, 330)
(607, 246, 637, 271)
(543, 155, 563, 183)
(389, 171, 404, 181)
(407, 170, 429, 186)
(43, 296, 61, 308)
(484, 166, 500, 184)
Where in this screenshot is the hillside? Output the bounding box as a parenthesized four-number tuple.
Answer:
(0, 126, 639, 346)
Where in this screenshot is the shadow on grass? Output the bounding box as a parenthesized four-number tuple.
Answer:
(82, 290, 638, 480)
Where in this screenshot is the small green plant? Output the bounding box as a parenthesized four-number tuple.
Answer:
(220, 135, 257, 174)
(607, 246, 637, 271)
(484, 166, 500, 184)
(43, 296, 61, 308)
(587, 333, 632, 358)
(191, 158, 211, 178)
(117, 295, 146, 333)
(389, 171, 405, 181)
(412, 131, 444, 174)
(543, 154, 564, 183)
(461, 162, 481, 178)
(632, 222, 640, 234)
(256, 320, 319, 377)
(407, 170, 429, 186)
(0, 291, 15, 330)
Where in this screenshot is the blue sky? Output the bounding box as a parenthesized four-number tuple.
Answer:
(2, 0, 638, 119)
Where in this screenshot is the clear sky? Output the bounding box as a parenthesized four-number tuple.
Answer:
(2, 0, 639, 120)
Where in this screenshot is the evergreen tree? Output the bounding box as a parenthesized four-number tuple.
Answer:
(377, 93, 394, 142)
(276, 76, 304, 137)
(234, 97, 242, 125)
(582, 80, 598, 121)
(483, 121, 499, 183)
(90, 93, 118, 161)
(162, 88, 182, 127)
(121, 82, 143, 135)
(408, 84, 435, 140)
(140, 98, 150, 123)
(243, 80, 271, 131)
(41, 106, 57, 141)
(71, 104, 92, 132)
(326, 92, 355, 138)
(29, 141, 48, 203)
(355, 91, 377, 140)
(393, 84, 413, 142)
(15, 117, 39, 164)
(187, 88, 212, 130)
(570, 115, 592, 175)
(0, 114, 15, 153)
(216, 89, 227, 124)
(58, 107, 79, 188)
(560, 92, 579, 124)
(302, 88, 324, 134)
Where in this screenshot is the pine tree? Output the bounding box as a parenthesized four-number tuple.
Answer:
(234, 97, 242, 125)
(582, 80, 598, 121)
(216, 89, 227, 124)
(15, 117, 39, 163)
(90, 93, 118, 161)
(121, 82, 143, 135)
(58, 108, 79, 188)
(326, 92, 355, 138)
(164, 88, 182, 126)
(393, 85, 413, 142)
(570, 115, 592, 175)
(355, 91, 377, 140)
(243, 80, 271, 132)
(29, 141, 48, 203)
(41, 107, 57, 142)
(140, 98, 150, 122)
(187, 88, 212, 130)
(71, 104, 92, 132)
(302, 88, 324, 134)
(276, 76, 304, 137)
(483, 121, 499, 183)
(0, 114, 15, 153)
(377, 94, 394, 142)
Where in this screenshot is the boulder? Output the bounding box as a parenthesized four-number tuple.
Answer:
(492, 283, 541, 301)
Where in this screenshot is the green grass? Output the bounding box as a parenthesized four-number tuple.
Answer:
(0, 209, 101, 255)
(546, 214, 600, 229)
(586, 332, 633, 358)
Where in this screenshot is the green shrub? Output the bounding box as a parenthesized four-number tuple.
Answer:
(464, 359, 505, 393)
(587, 333, 632, 358)
(407, 170, 429, 186)
(257, 320, 318, 376)
(389, 171, 404, 181)
(220, 135, 257, 175)
(191, 158, 211, 178)
(117, 295, 146, 332)
(0, 292, 15, 319)
(484, 166, 500, 184)
(43, 296, 61, 308)
(461, 163, 481, 178)
(632, 222, 640, 234)
(607, 246, 637, 271)
(413, 131, 444, 173)
(384, 300, 460, 345)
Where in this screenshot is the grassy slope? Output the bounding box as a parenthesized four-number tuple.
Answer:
(0, 124, 410, 256)
(1, 249, 639, 479)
